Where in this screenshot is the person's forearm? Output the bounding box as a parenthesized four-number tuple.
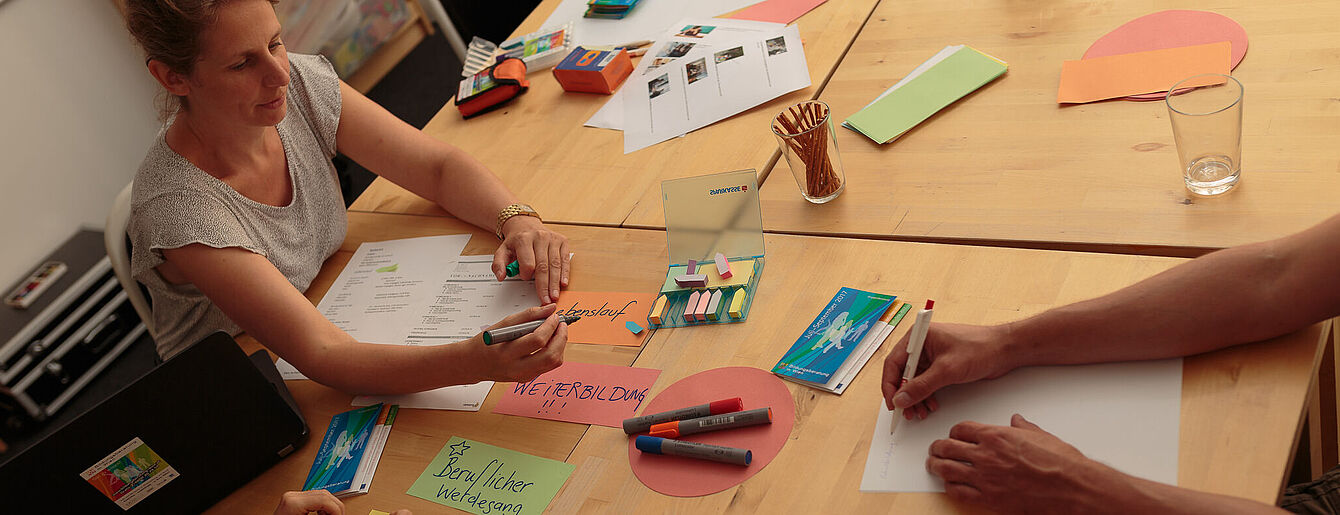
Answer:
(1098, 472, 1287, 515)
(1003, 235, 1328, 368)
(431, 144, 520, 232)
(294, 334, 484, 395)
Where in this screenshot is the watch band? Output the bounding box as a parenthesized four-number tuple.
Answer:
(496, 203, 541, 239)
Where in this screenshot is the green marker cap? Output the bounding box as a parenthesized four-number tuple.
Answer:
(506, 260, 520, 277)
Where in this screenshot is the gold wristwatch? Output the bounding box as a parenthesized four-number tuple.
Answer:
(496, 203, 541, 239)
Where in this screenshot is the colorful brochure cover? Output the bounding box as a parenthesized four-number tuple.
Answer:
(772, 288, 896, 384)
(303, 403, 384, 494)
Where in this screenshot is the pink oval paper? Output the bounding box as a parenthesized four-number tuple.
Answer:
(627, 366, 795, 497)
(1084, 10, 1248, 100)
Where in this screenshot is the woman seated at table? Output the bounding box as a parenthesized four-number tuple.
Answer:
(123, 0, 571, 394)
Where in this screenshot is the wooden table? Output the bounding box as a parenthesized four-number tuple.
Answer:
(554, 234, 1326, 512)
(348, 0, 882, 228)
(756, 0, 1340, 256)
(207, 213, 670, 514)
(209, 214, 1323, 513)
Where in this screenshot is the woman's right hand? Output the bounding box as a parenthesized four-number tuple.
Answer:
(881, 322, 1018, 419)
(469, 304, 569, 382)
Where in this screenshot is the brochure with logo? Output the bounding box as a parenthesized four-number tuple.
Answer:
(773, 288, 907, 393)
(303, 403, 384, 495)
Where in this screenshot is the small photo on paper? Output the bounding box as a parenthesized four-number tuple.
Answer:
(648, 73, 671, 99)
(685, 58, 708, 84)
(714, 46, 745, 64)
(644, 57, 676, 74)
(657, 41, 696, 58)
(676, 25, 716, 38)
(766, 36, 788, 56)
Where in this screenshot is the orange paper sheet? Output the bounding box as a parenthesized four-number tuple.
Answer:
(493, 361, 661, 427)
(1057, 41, 1230, 104)
(553, 291, 656, 346)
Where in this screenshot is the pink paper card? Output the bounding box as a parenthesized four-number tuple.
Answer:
(728, 0, 827, 24)
(494, 361, 661, 427)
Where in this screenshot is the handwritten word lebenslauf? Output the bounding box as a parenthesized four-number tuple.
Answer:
(555, 301, 638, 322)
(511, 380, 648, 407)
(433, 456, 531, 515)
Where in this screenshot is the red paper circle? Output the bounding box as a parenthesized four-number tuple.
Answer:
(1083, 10, 1249, 101)
(627, 367, 795, 497)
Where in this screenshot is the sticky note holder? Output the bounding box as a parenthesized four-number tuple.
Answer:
(647, 170, 766, 328)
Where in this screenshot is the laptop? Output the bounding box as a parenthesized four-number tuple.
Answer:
(0, 332, 308, 512)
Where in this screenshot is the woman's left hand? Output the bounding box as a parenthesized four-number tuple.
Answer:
(493, 216, 571, 304)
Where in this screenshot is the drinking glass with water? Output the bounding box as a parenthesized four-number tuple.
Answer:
(1166, 74, 1243, 196)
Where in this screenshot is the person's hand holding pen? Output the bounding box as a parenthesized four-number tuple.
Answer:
(880, 322, 1020, 420)
(466, 304, 569, 383)
(492, 216, 571, 304)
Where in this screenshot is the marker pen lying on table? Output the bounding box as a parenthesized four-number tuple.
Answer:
(649, 407, 771, 438)
(891, 299, 935, 434)
(483, 316, 580, 345)
(635, 435, 752, 466)
(622, 398, 744, 434)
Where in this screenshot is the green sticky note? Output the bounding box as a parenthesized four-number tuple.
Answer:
(407, 437, 575, 515)
(375, 263, 399, 273)
(844, 46, 1007, 144)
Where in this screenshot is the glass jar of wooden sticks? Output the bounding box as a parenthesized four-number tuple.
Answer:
(771, 100, 845, 203)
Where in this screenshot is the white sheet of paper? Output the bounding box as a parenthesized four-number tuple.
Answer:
(860, 359, 1182, 492)
(586, 18, 787, 130)
(276, 236, 540, 381)
(352, 381, 495, 411)
(540, 0, 765, 49)
(622, 24, 810, 153)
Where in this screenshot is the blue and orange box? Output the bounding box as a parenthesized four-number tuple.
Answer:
(552, 46, 633, 94)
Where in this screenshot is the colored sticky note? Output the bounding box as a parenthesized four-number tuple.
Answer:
(493, 361, 661, 427)
(845, 46, 1008, 144)
(728, 0, 827, 24)
(370, 511, 391, 515)
(625, 320, 644, 334)
(553, 291, 656, 346)
(661, 258, 755, 293)
(1057, 41, 1230, 104)
(407, 437, 574, 515)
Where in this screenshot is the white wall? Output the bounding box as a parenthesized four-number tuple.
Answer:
(0, 0, 159, 287)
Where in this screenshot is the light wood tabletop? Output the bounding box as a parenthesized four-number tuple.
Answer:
(348, 0, 881, 228)
(207, 213, 669, 514)
(757, 0, 1340, 255)
(209, 213, 1322, 513)
(553, 234, 1325, 512)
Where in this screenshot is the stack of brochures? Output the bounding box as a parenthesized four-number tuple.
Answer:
(585, 0, 643, 19)
(772, 288, 912, 394)
(843, 45, 1008, 144)
(302, 404, 399, 497)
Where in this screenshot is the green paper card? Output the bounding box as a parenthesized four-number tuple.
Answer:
(407, 437, 575, 515)
(844, 46, 1007, 144)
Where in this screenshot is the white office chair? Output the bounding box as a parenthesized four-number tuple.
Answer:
(105, 181, 156, 339)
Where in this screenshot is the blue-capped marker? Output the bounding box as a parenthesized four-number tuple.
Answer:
(634, 435, 752, 466)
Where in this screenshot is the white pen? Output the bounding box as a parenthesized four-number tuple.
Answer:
(891, 299, 935, 434)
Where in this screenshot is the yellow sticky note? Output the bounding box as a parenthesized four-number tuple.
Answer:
(1057, 41, 1230, 104)
(370, 511, 391, 515)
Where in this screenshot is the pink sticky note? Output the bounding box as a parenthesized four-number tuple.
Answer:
(684, 291, 701, 322)
(494, 361, 661, 427)
(728, 0, 827, 24)
(693, 290, 713, 322)
(686, 259, 698, 275)
(714, 253, 732, 279)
